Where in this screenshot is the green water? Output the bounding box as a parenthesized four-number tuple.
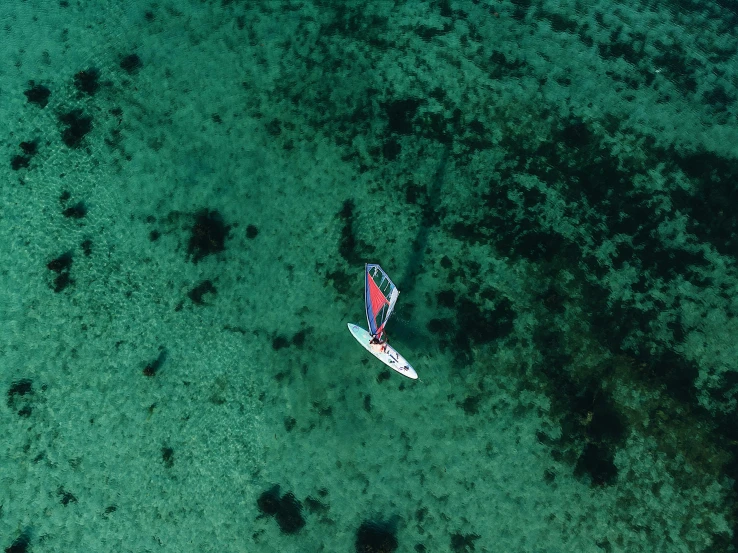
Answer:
(2, 1, 738, 552)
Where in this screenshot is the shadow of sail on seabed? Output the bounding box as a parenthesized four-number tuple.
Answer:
(391, 142, 451, 349)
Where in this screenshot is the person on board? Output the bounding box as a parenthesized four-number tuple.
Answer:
(369, 331, 388, 352)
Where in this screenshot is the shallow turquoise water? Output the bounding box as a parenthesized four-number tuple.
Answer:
(2, 1, 738, 552)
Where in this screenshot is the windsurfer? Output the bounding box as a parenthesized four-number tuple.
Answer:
(369, 332, 387, 352)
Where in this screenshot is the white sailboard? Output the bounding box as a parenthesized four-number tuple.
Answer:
(347, 264, 418, 380)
